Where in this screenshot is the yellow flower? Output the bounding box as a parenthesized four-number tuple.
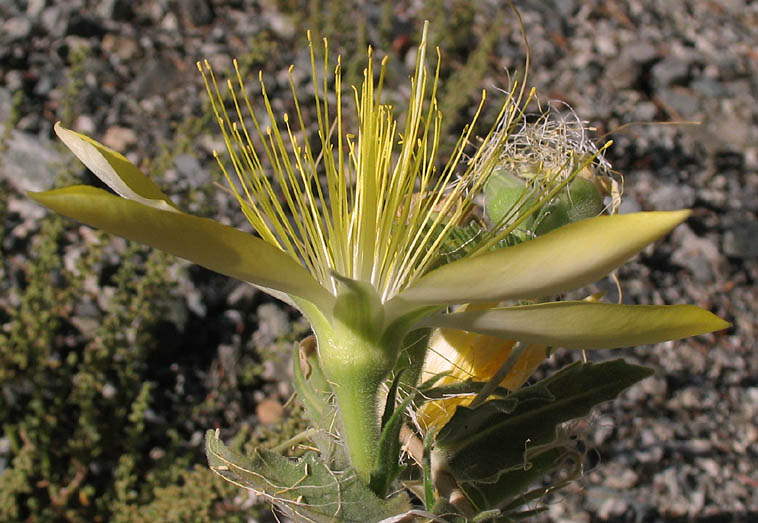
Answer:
(29, 23, 728, 481)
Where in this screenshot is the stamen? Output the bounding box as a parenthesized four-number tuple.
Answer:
(204, 19, 555, 301)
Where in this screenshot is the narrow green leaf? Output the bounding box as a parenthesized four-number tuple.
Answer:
(496, 507, 549, 521)
(381, 369, 406, 430)
(29, 186, 333, 310)
(393, 329, 432, 398)
(435, 359, 653, 482)
(423, 428, 437, 510)
(206, 430, 410, 522)
(471, 508, 503, 522)
(421, 301, 730, 349)
(393, 211, 691, 305)
(292, 341, 332, 426)
(54, 123, 178, 211)
(370, 392, 414, 497)
(291, 342, 340, 461)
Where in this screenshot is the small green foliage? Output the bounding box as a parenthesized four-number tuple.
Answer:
(0, 89, 24, 158)
(115, 465, 248, 523)
(60, 44, 91, 128)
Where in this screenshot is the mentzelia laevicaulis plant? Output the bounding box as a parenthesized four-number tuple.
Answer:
(32, 23, 728, 521)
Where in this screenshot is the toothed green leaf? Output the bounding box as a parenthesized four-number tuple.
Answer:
(205, 430, 410, 522)
(434, 359, 653, 483)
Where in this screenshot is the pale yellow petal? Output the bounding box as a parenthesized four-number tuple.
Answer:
(54, 123, 178, 212)
(418, 310, 548, 430)
(29, 186, 333, 310)
(422, 301, 730, 349)
(393, 211, 691, 305)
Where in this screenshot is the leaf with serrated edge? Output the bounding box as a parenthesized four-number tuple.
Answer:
(29, 186, 333, 310)
(435, 360, 653, 482)
(421, 301, 730, 349)
(461, 446, 571, 513)
(205, 430, 410, 523)
(393, 211, 690, 306)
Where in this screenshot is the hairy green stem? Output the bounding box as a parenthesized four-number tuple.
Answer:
(299, 282, 419, 487)
(329, 370, 385, 482)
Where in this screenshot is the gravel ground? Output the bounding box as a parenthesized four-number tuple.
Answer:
(1, 1, 756, 521)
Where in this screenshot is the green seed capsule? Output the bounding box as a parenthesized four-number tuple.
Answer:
(534, 176, 605, 235)
(484, 166, 530, 226)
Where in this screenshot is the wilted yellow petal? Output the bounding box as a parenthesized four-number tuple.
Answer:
(422, 301, 730, 349)
(54, 123, 178, 212)
(29, 186, 333, 310)
(417, 303, 548, 430)
(393, 211, 691, 306)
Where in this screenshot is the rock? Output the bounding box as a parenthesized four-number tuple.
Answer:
(584, 486, 630, 519)
(101, 34, 141, 61)
(96, 0, 133, 20)
(605, 468, 639, 490)
(3, 71, 24, 93)
(133, 57, 183, 98)
(713, 115, 752, 152)
(3, 17, 32, 43)
(691, 78, 727, 98)
(672, 224, 724, 282)
(226, 282, 257, 307)
(179, 0, 215, 27)
(135, 1, 166, 24)
(632, 100, 658, 120)
(7, 198, 47, 237)
(256, 398, 284, 425)
(618, 194, 642, 214)
(651, 57, 690, 87)
(657, 86, 701, 118)
(26, 0, 47, 19)
(646, 182, 696, 211)
(553, 0, 577, 17)
(173, 153, 204, 188)
(101, 382, 117, 400)
(594, 33, 617, 57)
(102, 125, 138, 151)
(41, 5, 70, 38)
(625, 41, 658, 63)
(606, 56, 640, 90)
(0, 130, 62, 193)
(262, 10, 296, 40)
(72, 115, 97, 135)
(161, 11, 179, 32)
(253, 303, 289, 346)
(723, 221, 758, 259)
